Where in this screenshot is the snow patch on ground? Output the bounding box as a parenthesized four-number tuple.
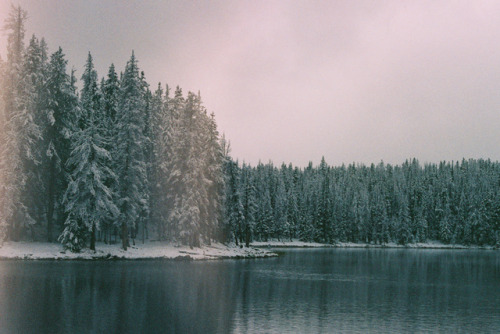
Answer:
(0, 241, 278, 260)
(251, 239, 497, 250)
(251, 240, 328, 248)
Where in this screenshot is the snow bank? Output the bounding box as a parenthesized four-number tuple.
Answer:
(251, 240, 329, 248)
(251, 239, 496, 250)
(1, 239, 494, 261)
(0, 241, 278, 260)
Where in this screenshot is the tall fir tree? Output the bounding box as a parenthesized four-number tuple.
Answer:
(115, 52, 148, 250)
(0, 55, 7, 243)
(43, 47, 79, 241)
(59, 53, 118, 252)
(1, 5, 29, 241)
(99, 63, 121, 242)
(204, 113, 225, 244)
(170, 92, 207, 247)
(164, 86, 185, 241)
(149, 83, 169, 240)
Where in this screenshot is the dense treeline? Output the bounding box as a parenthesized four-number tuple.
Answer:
(1, 6, 500, 251)
(225, 157, 500, 247)
(0, 6, 224, 250)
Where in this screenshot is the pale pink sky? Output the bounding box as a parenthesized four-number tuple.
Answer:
(2, 0, 500, 166)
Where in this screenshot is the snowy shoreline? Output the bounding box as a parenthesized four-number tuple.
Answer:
(251, 239, 498, 250)
(0, 239, 496, 261)
(0, 241, 278, 261)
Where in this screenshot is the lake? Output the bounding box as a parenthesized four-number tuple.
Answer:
(0, 248, 498, 333)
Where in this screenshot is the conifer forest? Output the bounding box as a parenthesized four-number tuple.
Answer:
(1, 5, 499, 252)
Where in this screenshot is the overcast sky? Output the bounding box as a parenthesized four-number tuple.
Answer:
(2, 0, 500, 167)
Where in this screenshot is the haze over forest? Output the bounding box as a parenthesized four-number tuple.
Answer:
(1, 0, 500, 167)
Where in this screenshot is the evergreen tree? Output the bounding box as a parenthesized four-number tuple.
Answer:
(115, 52, 148, 250)
(59, 53, 118, 252)
(219, 135, 233, 243)
(316, 157, 331, 243)
(273, 174, 288, 241)
(99, 63, 121, 242)
(197, 111, 225, 244)
(0, 56, 7, 243)
(241, 165, 257, 246)
(1, 5, 29, 241)
(148, 83, 166, 240)
(15, 34, 49, 241)
(102, 64, 120, 125)
(44, 47, 78, 242)
(226, 160, 245, 245)
(163, 86, 184, 241)
(137, 71, 151, 244)
(173, 92, 206, 247)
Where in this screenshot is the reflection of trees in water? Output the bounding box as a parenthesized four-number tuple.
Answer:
(230, 250, 500, 333)
(0, 261, 241, 333)
(0, 251, 498, 333)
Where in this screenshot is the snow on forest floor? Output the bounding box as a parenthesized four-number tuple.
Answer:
(0, 241, 278, 260)
(251, 239, 497, 250)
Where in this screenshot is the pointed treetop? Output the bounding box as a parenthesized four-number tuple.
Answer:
(3, 4, 28, 64)
(81, 52, 97, 85)
(107, 63, 117, 77)
(86, 52, 93, 64)
(175, 85, 182, 97)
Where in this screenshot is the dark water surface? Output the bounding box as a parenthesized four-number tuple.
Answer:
(0, 248, 499, 333)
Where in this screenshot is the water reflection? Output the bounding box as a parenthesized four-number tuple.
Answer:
(0, 261, 241, 333)
(230, 249, 500, 333)
(0, 249, 499, 333)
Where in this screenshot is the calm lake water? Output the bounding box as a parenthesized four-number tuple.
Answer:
(0, 248, 499, 333)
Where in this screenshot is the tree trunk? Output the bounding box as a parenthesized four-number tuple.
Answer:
(122, 220, 128, 250)
(90, 223, 96, 251)
(46, 160, 56, 242)
(142, 219, 145, 244)
(245, 225, 251, 247)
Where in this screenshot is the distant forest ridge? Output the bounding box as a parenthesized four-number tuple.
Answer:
(226, 157, 500, 247)
(1, 6, 499, 251)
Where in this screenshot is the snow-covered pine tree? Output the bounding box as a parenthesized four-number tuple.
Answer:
(42, 47, 79, 242)
(0, 56, 7, 243)
(59, 53, 118, 252)
(148, 83, 164, 240)
(285, 165, 300, 241)
(241, 164, 257, 247)
(137, 71, 151, 244)
(163, 89, 215, 247)
(226, 160, 245, 245)
(115, 52, 148, 250)
(1, 5, 31, 241)
(17, 34, 49, 240)
(316, 157, 331, 243)
(252, 163, 272, 241)
(102, 64, 120, 125)
(100, 63, 121, 242)
(173, 92, 208, 248)
(396, 193, 413, 245)
(163, 86, 185, 241)
(273, 173, 288, 242)
(219, 134, 233, 243)
(203, 112, 225, 244)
